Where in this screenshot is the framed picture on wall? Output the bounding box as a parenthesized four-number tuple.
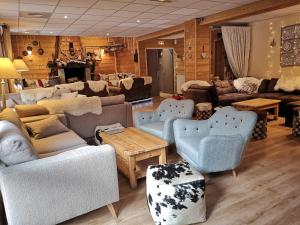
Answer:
(280, 24, 300, 67)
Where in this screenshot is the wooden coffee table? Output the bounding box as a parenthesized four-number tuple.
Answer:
(100, 127, 168, 189)
(232, 98, 281, 119)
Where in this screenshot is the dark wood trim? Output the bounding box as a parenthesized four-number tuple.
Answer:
(199, 0, 300, 25)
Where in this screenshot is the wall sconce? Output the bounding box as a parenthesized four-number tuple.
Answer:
(200, 45, 207, 59)
(270, 39, 276, 48)
(158, 40, 164, 46)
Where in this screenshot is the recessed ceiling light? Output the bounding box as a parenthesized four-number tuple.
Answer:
(137, 19, 141, 23)
(106, 33, 110, 36)
(24, 31, 29, 34)
(64, 15, 68, 19)
(50, 31, 53, 34)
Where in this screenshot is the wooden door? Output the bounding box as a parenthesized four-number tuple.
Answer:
(146, 49, 160, 96)
(159, 49, 174, 94)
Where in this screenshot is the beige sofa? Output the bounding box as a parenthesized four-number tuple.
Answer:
(0, 94, 132, 225)
(20, 95, 133, 152)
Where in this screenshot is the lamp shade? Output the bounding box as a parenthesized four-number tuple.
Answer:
(0, 57, 21, 79)
(13, 59, 29, 72)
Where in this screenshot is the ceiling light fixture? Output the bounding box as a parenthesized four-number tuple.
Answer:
(106, 33, 110, 36)
(64, 15, 68, 19)
(137, 19, 141, 23)
(50, 31, 53, 34)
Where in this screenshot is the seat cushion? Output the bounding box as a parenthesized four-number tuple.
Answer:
(32, 130, 87, 155)
(218, 93, 251, 106)
(139, 121, 164, 139)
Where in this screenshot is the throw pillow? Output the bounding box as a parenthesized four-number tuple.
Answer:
(15, 105, 49, 118)
(26, 115, 69, 139)
(239, 80, 258, 94)
(0, 121, 37, 166)
(266, 78, 278, 93)
(0, 108, 23, 128)
(258, 79, 270, 93)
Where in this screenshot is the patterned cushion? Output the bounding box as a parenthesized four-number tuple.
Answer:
(146, 161, 206, 225)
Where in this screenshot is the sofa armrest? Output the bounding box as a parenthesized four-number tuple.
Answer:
(174, 119, 209, 139)
(0, 145, 119, 225)
(198, 134, 244, 172)
(134, 111, 159, 127)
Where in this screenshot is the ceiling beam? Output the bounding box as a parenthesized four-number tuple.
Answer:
(199, 0, 300, 25)
(136, 23, 185, 42)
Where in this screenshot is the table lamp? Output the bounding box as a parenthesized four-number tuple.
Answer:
(0, 57, 21, 109)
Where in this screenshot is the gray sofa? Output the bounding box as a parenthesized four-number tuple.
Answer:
(0, 95, 133, 225)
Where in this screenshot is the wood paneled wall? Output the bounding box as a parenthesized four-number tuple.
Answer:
(11, 35, 138, 80)
(183, 20, 211, 82)
(11, 35, 55, 79)
(137, 19, 212, 83)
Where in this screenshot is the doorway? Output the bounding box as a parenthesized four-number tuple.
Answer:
(146, 48, 174, 96)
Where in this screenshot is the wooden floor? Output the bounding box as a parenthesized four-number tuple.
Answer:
(62, 99, 300, 225)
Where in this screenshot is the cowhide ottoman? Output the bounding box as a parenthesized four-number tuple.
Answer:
(146, 161, 206, 225)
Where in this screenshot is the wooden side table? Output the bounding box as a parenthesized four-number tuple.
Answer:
(100, 127, 168, 189)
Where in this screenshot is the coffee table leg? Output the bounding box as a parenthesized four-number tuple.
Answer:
(274, 105, 279, 120)
(128, 156, 137, 189)
(159, 148, 167, 164)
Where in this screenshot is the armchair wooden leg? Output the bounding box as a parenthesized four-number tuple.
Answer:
(232, 169, 238, 177)
(107, 204, 118, 219)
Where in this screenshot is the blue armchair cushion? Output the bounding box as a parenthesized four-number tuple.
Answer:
(134, 98, 194, 144)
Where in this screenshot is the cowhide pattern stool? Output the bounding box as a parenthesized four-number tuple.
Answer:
(196, 102, 212, 120)
(146, 161, 206, 225)
(292, 107, 300, 137)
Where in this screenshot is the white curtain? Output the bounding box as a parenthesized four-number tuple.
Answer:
(221, 26, 251, 78)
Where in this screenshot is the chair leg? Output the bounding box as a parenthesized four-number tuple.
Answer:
(107, 203, 118, 219)
(232, 169, 238, 177)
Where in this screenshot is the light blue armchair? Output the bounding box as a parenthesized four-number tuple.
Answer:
(134, 98, 194, 144)
(174, 106, 257, 176)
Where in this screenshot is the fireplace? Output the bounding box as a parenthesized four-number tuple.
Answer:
(64, 66, 86, 83)
(58, 62, 91, 83)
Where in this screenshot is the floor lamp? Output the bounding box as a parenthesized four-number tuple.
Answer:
(0, 57, 21, 110)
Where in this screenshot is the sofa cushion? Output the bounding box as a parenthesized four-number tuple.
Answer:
(214, 80, 236, 95)
(258, 79, 270, 93)
(266, 78, 278, 93)
(0, 108, 32, 142)
(219, 93, 251, 105)
(0, 121, 37, 166)
(255, 92, 286, 99)
(26, 115, 69, 139)
(139, 121, 164, 138)
(31, 130, 87, 155)
(15, 104, 49, 118)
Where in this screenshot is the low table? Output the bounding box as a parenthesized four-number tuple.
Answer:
(100, 127, 168, 189)
(232, 98, 281, 120)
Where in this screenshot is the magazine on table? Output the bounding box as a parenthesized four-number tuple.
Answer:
(94, 123, 124, 145)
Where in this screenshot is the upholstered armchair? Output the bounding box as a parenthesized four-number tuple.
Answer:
(134, 98, 194, 144)
(174, 106, 257, 176)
